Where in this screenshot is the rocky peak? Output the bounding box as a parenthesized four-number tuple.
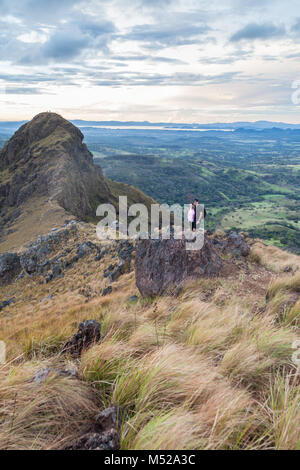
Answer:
(0, 113, 155, 250)
(0, 112, 106, 218)
(0, 112, 89, 170)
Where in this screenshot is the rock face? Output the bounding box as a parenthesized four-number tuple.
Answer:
(135, 235, 223, 297)
(0, 252, 21, 283)
(0, 112, 114, 219)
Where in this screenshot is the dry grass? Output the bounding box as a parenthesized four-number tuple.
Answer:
(250, 240, 300, 273)
(0, 360, 100, 450)
(1, 226, 300, 449)
(267, 274, 300, 299)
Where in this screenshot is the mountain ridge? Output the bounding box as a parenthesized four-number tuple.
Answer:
(0, 112, 154, 251)
(1, 119, 300, 134)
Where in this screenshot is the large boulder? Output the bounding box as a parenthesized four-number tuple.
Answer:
(0, 252, 21, 284)
(211, 231, 250, 258)
(135, 235, 223, 297)
(227, 232, 250, 257)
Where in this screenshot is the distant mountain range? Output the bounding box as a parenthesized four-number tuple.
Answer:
(1, 119, 300, 135)
(73, 120, 300, 130)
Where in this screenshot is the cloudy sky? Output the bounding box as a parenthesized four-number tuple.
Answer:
(0, 0, 300, 123)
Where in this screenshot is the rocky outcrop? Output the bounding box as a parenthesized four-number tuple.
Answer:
(0, 222, 107, 285)
(103, 239, 135, 284)
(64, 430, 120, 451)
(63, 405, 124, 451)
(227, 231, 250, 257)
(19, 223, 78, 274)
(94, 406, 125, 433)
(32, 366, 78, 384)
(0, 252, 21, 283)
(135, 234, 223, 297)
(211, 231, 250, 258)
(0, 297, 15, 311)
(61, 320, 102, 357)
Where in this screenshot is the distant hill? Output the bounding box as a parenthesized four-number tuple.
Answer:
(1, 119, 300, 137)
(72, 120, 300, 130)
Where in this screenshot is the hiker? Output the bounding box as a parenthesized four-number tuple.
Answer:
(188, 202, 197, 231)
(188, 199, 206, 231)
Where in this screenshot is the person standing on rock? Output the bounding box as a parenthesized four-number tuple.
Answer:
(188, 199, 205, 232)
(188, 202, 196, 231)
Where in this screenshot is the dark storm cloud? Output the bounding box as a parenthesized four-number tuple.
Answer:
(230, 22, 286, 42)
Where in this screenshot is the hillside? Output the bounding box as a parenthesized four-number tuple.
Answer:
(0, 113, 154, 251)
(0, 222, 299, 449)
(0, 113, 299, 451)
(89, 126, 300, 254)
(1, 121, 299, 254)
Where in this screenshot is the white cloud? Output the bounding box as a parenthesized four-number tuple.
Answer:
(0, 0, 298, 122)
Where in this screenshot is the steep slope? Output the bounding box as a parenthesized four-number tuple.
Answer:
(0, 222, 299, 449)
(0, 113, 154, 251)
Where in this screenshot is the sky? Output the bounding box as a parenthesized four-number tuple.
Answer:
(0, 0, 300, 123)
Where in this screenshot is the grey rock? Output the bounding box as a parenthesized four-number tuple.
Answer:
(77, 241, 97, 259)
(16, 271, 26, 281)
(62, 320, 101, 357)
(102, 286, 112, 296)
(40, 294, 53, 303)
(95, 406, 125, 433)
(0, 252, 21, 284)
(32, 366, 78, 384)
(0, 297, 15, 311)
(227, 232, 250, 257)
(63, 430, 120, 451)
(135, 234, 223, 297)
